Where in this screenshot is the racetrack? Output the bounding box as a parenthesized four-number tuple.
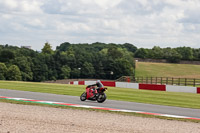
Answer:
(0, 89, 200, 119)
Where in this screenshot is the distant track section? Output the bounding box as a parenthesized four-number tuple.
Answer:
(69, 80, 200, 94)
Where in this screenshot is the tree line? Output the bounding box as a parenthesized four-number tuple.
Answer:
(0, 42, 135, 81)
(134, 46, 200, 63)
(1, 42, 200, 82)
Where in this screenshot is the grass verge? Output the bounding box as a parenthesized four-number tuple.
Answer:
(0, 98, 199, 123)
(0, 81, 200, 109)
(135, 62, 200, 78)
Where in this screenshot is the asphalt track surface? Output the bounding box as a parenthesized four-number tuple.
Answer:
(0, 89, 200, 118)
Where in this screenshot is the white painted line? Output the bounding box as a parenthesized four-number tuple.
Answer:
(72, 105, 98, 108)
(6, 98, 25, 100)
(37, 101, 60, 104)
(111, 109, 141, 113)
(161, 114, 189, 118)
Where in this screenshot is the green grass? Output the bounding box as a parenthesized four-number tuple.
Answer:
(0, 81, 83, 96)
(135, 62, 200, 78)
(108, 87, 200, 109)
(0, 81, 200, 109)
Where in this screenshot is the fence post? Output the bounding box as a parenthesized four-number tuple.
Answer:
(156, 77, 157, 84)
(166, 77, 168, 85)
(133, 76, 136, 82)
(185, 78, 187, 86)
(161, 77, 163, 85)
(194, 79, 196, 87)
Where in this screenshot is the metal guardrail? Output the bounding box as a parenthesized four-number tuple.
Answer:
(116, 76, 200, 87)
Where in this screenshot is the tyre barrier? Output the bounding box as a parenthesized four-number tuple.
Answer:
(70, 81, 200, 94)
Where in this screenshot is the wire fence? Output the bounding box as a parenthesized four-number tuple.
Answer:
(116, 76, 200, 87)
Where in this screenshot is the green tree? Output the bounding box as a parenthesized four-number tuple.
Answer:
(91, 42, 107, 51)
(94, 61, 105, 79)
(0, 63, 7, 80)
(192, 49, 200, 60)
(60, 47, 76, 67)
(7, 65, 22, 81)
(166, 49, 182, 63)
(70, 68, 81, 78)
(134, 48, 149, 59)
(13, 56, 33, 81)
(42, 42, 54, 54)
(152, 46, 164, 59)
(0, 49, 15, 62)
(111, 58, 133, 79)
(108, 47, 123, 59)
(81, 62, 95, 78)
(122, 43, 137, 53)
(107, 46, 123, 59)
(176, 47, 193, 60)
(61, 65, 71, 79)
(32, 55, 48, 81)
(56, 42, 71, 51)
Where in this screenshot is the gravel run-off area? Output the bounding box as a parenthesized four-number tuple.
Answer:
(0, 102, 200, 133)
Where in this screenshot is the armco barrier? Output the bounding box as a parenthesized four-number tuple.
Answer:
(166, 85, 197, 93)
(116, 82, 127, 88)
(127, 83, 139, 89)
(139, 84, 166, 91)
(74, 81, 78, 85)
(69, 80, 200, 94)
(85, 81, 96, 85)
(78, 81, 85, 85)
(101, 81, 116, 87)
(197, 87, 200, 94)
(116, 82, 139, 89)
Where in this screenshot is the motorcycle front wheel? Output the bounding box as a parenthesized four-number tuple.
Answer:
(97, 93, 106, 103)
(80, 92, 87, 101)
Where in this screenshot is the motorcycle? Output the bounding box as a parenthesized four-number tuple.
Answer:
(80, 85, 108, 103)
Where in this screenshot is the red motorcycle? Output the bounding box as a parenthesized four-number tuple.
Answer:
(80, 86, 107, 103)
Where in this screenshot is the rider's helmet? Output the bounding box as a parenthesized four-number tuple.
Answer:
(96, 80, 101, 83)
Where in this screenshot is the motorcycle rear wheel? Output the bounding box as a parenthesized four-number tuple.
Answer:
(97, 93, 106, 103)
(80, 92, 87, 101)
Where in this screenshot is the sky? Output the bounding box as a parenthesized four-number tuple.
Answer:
(0, 0, 200, 51)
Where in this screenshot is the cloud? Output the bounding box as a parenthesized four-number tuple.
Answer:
(41, 0, 80, 15)
(0, 0, 42, 13)
(0, 0, 200, 50)
(176, 1, 200, 34)
(179, 9, 200, 24)
(117, 0, 174, 16)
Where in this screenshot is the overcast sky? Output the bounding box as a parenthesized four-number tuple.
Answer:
(0, 0, 200, 50)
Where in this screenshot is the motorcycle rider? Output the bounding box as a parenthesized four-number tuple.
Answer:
(87, 80, 104, 96)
